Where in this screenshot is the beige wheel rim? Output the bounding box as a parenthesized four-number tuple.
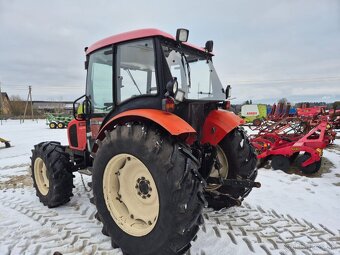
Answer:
(103, 153, 159, 237)
(34, 157, 49, 196)
(208, 145, 229, 189)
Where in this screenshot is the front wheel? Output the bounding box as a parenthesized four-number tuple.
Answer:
(31, 142, 74, 207)
(205, 128, 257, 210)
(49, 122, 57, 129)
(92, 124, 204, 255)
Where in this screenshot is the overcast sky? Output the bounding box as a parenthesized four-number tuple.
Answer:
(0, 0, 339, 104)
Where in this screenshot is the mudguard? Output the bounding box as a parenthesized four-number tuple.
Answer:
(201, 110, 244, 146)
(93, 109, 196, 153)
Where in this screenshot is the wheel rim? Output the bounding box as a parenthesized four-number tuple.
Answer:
(103, 153, 159, 237)
(34, 157, 49, 195)
(208, 145, 229, 189)
(50, 123, 55, 128)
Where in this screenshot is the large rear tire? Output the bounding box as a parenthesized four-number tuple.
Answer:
(92, 124, 204, 255)
(31, 142, 74, 208)
(205, 128, 257, 210)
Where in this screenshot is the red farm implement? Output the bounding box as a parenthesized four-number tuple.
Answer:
(250, 119, 335, 174)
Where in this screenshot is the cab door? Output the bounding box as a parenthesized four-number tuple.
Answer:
(85, 46, 114, 149)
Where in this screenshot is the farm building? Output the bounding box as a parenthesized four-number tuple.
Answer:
(0, 92, 12, 116)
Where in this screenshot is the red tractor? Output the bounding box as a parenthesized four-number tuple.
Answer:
(31, 28, 259, 255)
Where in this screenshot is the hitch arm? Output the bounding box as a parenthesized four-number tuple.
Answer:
(207, 177, 261, 188)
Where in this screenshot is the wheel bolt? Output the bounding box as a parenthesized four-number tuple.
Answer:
(148, 221, 152, 225)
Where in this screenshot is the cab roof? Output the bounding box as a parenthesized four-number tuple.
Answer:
(86, 28, 209, 55)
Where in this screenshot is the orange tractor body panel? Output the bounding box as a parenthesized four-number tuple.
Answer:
(91, 109, 197, 153)
(201, 110, 245, 146)
(67, 119, 87, 151)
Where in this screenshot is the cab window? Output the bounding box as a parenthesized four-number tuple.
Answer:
(86, 47, 113, 114)
(116, 39, 157, 103)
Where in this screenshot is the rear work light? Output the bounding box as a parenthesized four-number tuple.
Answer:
(176, 28, 189, 42)
(162, 98, 175, 112)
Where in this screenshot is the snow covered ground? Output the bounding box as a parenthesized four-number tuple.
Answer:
(0, 120, 339, 255)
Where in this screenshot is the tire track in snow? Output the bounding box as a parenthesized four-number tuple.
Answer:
(1, 184, 339, 254)
(0, 187, 120, 255)
(191, 202, 340, 255)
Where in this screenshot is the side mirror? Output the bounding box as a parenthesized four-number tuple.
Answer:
(73, 95, 92, 121)
(205, 40, 214, 53)
(225, 85, 231, 99)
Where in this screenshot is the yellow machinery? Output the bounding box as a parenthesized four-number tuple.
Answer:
(0, 137, 10, 148)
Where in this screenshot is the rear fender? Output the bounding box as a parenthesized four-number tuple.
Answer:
(201, 110, 244, 146)
(92, 109, 196, 153)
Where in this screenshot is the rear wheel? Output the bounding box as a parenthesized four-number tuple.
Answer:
(297, 153, 321, 174)
(57, 122, 65, 129)
(289, 152, 300, 163)
(205, 128, 257, 210)
(93, 124, 204, 255)
(271, 155, 290, 172)
(31, 142, 74, 207)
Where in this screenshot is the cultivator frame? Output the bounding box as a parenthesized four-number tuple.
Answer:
(250, 116, 336, 174)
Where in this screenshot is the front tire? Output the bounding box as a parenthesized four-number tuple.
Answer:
(205, 128, 257, 210)
(31, 142, 74, 208)
(93, 124, 204, 255)
(49, 122, 57, 129)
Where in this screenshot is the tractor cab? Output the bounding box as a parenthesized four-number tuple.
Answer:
(71, 28, 232, 154)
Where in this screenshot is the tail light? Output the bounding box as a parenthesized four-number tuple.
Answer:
(225, 100, 231, 110)
(162, 98, 175, 112)
(219, 101, 231, 110)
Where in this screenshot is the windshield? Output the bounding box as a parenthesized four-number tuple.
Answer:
(162, 44, 225, 100)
